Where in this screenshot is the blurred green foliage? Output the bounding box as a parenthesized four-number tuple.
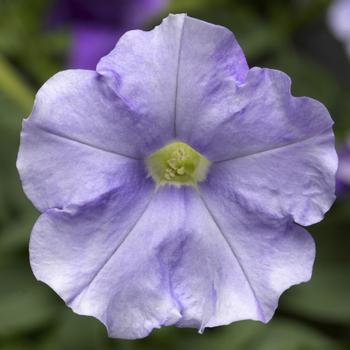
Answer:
(0, 0, 350, 349)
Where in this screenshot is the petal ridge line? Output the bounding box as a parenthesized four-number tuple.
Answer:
(213, 128, 333, 164)
(196, 191, 266, 322)
(65, 191, 156, 305)
(32, 123, 141, 160)
(173, 15, 187, 138)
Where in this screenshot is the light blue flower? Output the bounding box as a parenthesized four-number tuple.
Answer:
(17, 14, 337, 339)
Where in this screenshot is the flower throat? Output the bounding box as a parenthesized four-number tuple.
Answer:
(146, 141, 211, 188)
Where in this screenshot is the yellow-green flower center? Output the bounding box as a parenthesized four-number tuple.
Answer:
(146, 141, 211, 187)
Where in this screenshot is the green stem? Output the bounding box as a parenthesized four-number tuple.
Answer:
(0, 55, 34, 114)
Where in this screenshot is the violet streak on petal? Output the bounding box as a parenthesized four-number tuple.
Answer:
(17, 14, 337, 340)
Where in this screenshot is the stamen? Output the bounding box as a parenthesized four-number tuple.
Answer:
(146, 141, 211, 188)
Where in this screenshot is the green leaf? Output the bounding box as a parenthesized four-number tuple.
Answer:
(249, 318, 343, 350)
(0, 55, 34, 114)
(139, 319, 343, 350)
(282, 263, 350, 323)
(0, 340, 35, 350)
(0, 213, 36, 254)
(39, 311, 110, 350)
(0, 262, 58, 337)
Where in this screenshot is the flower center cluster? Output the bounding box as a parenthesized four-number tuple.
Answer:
(146, 141, 211, 187)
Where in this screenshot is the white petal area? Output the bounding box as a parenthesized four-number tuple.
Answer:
(97, 14, 248, 142)
(17, 120, 149, 212)
(205, 128, 337, 226)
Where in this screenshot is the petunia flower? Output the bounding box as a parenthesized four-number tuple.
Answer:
(328, 0, 350, 56)
(17, 14, 337, 339)
(49, 0, 168, 69)
(336, 137, 350, 194)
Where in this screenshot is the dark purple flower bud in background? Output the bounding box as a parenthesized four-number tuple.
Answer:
(336, 137, 350, 194)
(49, 0, 168, 69)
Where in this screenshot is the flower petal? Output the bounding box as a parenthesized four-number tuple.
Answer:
(198, 182, 315, 325)
(203, 125, 336, 226)
(30, 185, 313, 339)
(16, 68, 165, 211)
(30, 175, 156, 340)
(17, 123, 150, 212)
(176, 66, 337, 226)
(181, 68, 335, 162)
(21, 69, 170, 159)
(97, 14, 248, 142)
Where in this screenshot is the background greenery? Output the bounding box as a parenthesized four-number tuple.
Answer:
(0, 0, 350, 349)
